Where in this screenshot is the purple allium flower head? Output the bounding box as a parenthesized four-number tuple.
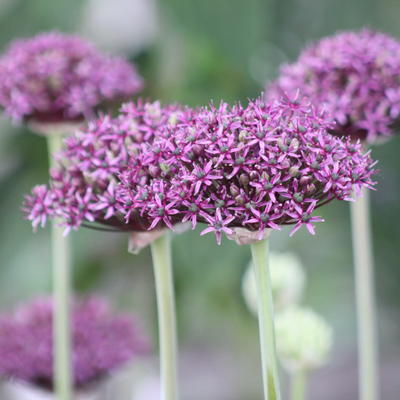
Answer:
(0, 32, 143, 123)
(23, 100, 194, 234)
(0, 297, 149, 390)
(116, 96, 377, 244)
(268, 30, 400, 143)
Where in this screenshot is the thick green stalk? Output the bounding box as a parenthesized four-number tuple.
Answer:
(150, 233, 178, 400)
(350, 188, 379, 400)
(290, 369, 307, 400)
(251, 237, 281, 400)
(47, 134, 72, 400)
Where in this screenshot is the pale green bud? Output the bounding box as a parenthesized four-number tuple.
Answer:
(275, 307, 333, 372)
(242, 252, 305, 314)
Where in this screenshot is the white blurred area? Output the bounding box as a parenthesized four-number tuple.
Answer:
(80, 0, 159, 55)
(132, 375, 160, 400)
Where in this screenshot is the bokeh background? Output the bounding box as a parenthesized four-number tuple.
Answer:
(0, 0, 399, 399)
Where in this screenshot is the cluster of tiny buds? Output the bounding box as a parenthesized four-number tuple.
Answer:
(24, 96, 377, 245)
(0, 32, 143, 123)
(268, 29, 400, 143)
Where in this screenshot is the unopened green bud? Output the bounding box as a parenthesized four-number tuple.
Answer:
(242, 252, 305, 314)
(275, 307, 333, 372)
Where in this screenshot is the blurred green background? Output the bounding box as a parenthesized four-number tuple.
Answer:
(0, 0, 399, 399)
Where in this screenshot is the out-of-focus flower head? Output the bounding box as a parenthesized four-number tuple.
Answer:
(0, 32, 143, 124)
(0, 296, 149, 390)
(268, 30, 400, 143)
(242, 251, 305, 313)
(274, 307, 333, 372)
(23, 100, 194, 235)
(117, 95, 377, 244)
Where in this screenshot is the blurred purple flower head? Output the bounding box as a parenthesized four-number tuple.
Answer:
(23, 100, 194, 233)
(268, 30, 400, 143)
(117, 96, 377, 244)
(0, 32, 143, 123)
(0, 296, 149, 390)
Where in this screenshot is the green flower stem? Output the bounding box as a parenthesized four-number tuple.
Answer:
(46, 134, 72, 400)
(251, 237, 281, 400)
(150, 232, 178, 400)
(350, 188, 379, 400)
(290, 369, 307, 400)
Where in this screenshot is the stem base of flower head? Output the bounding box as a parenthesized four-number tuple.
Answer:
(226, 227, 271, 245)
(128, 229, 167, 254)
(128, 223, 191, 254)
(28, 120, 83, 136)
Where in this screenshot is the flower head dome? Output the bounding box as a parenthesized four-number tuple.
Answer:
(268, 30, 400, 143)
(23, 100, 194, 234)
(0, 32, 143, 124)
(0, 297, 148, 389)
(117, 96, 377, 244)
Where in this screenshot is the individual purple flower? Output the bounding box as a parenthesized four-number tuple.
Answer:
(0, 32, 143, 124)
(116, 96, 377, 244)
(267, 30, 400, 143)
(23, 100, 194, 234)
(200, 208, 235, 245)
(0, 296, 149, 390)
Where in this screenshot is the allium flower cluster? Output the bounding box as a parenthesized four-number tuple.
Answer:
(24, 97, 376, 243)
(117, 96, 376, 244)
(24, 101, 193, 233)
(0, 32, 143, 123)
(268, 30, 400, 143)
(0, 297, 148, 389)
